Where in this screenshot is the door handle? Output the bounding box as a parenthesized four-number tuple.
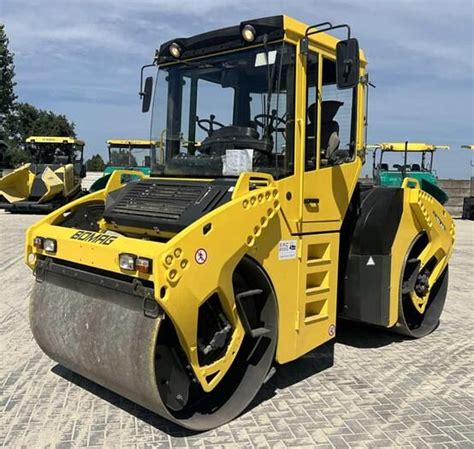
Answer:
(304, 198, 320, 206)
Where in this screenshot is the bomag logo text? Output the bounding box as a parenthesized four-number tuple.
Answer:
(70, 231, 118, 246)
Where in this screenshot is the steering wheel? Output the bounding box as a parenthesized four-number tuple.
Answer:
(197, 114, 225, 137)
(254, 110, 287, 134)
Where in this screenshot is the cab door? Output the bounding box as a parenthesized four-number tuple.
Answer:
(301, 51, 362, 233)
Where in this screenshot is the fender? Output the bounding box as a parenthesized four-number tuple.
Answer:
(338, 186, 404, 326)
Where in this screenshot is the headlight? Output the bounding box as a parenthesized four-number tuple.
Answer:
(33, 237, 57, 253)
(119, 253, 136, 271)
(241, 24, 256, 42)
(43, 238, 57, 253)
(169, 42, 182, 58)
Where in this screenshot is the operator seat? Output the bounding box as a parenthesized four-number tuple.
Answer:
(306, 101, 344, 168)
(320, 101, 343, 165)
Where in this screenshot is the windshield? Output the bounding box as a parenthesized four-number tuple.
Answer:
(378, 151, 434, 172)
(27, 143, 83, 165)
(151, 42, 296, 178)
(108, 146, 153, 167)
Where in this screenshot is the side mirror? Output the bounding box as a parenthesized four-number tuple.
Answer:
(141, 76, 153, 113)
(336, 38, 360, 89)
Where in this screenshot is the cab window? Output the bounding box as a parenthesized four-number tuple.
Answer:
(320, 58, 357, 167)
(305, 51, 319, 171)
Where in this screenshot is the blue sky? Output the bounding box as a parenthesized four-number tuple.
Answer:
(2, 0, 473, 178)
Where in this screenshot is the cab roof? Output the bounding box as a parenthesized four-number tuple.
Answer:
(157, 15, 367, 65)
(369, 142, 449, 152)
(26, 136, 85, 145)
(107, 139, 157, 147)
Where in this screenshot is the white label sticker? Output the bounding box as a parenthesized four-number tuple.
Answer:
(255, 50, 277, 67)
(367, 256, 375, 266)
(278, 240, 297, 260)
(223, 149, 253, 176)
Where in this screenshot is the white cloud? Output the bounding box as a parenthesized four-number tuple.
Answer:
(2, 0, 473, 177)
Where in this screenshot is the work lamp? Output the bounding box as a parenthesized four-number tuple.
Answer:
(241, 24, 256, 42)
(169, 42, 182, 58)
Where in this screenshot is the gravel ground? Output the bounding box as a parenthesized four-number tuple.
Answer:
(1, 212, 473, 448)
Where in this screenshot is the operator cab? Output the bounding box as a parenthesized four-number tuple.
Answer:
(25, 136, 86, 177)
(106, 140, 158, 174)
(143, 16, 360, 180)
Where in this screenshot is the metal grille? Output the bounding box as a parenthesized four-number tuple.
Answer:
(108, 181, 208, 222)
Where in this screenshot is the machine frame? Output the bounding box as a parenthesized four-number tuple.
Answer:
(24, 16, 455, 430)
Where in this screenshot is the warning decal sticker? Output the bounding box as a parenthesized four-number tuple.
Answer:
(195, 248, 208, 264)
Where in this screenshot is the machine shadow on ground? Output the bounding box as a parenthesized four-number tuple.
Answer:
(51, 320, 407, 436)
(335, 319, 407, 348)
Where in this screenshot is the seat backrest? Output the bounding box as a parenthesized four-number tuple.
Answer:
(306, 100, 344, 165)
(321, 101, 343, 160)
(321, 122, 340, 160)
(380, 163, 389, 171)
(411, 163, 421, 171)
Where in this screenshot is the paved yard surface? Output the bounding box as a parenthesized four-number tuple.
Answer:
(1, 212, 473, 448)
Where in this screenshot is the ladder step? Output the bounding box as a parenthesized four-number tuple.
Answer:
(307, 258, 331, 267)
(305, 286, 330, 296)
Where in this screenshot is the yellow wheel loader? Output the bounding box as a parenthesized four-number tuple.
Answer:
(25, 16, 455, 430)
(0, 136, 86, 213)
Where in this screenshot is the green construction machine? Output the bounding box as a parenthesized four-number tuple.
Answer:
(89, 139, 158, 191)
(371, 142, 449, 204)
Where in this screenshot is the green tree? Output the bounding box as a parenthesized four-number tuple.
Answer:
(86, 154, 106, 171)
(0, 23, 17, 141)
(8, 103, 76, 144)
(1, 24, 77, 167)
(5, 103, 76, 166)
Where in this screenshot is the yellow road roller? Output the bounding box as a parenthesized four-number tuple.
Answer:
(0, 136, 86, 213)
(25, 16, 455, 430)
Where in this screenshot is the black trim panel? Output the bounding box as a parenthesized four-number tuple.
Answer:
(338, 186, 404, 326)
(157, 16, 284, 63)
